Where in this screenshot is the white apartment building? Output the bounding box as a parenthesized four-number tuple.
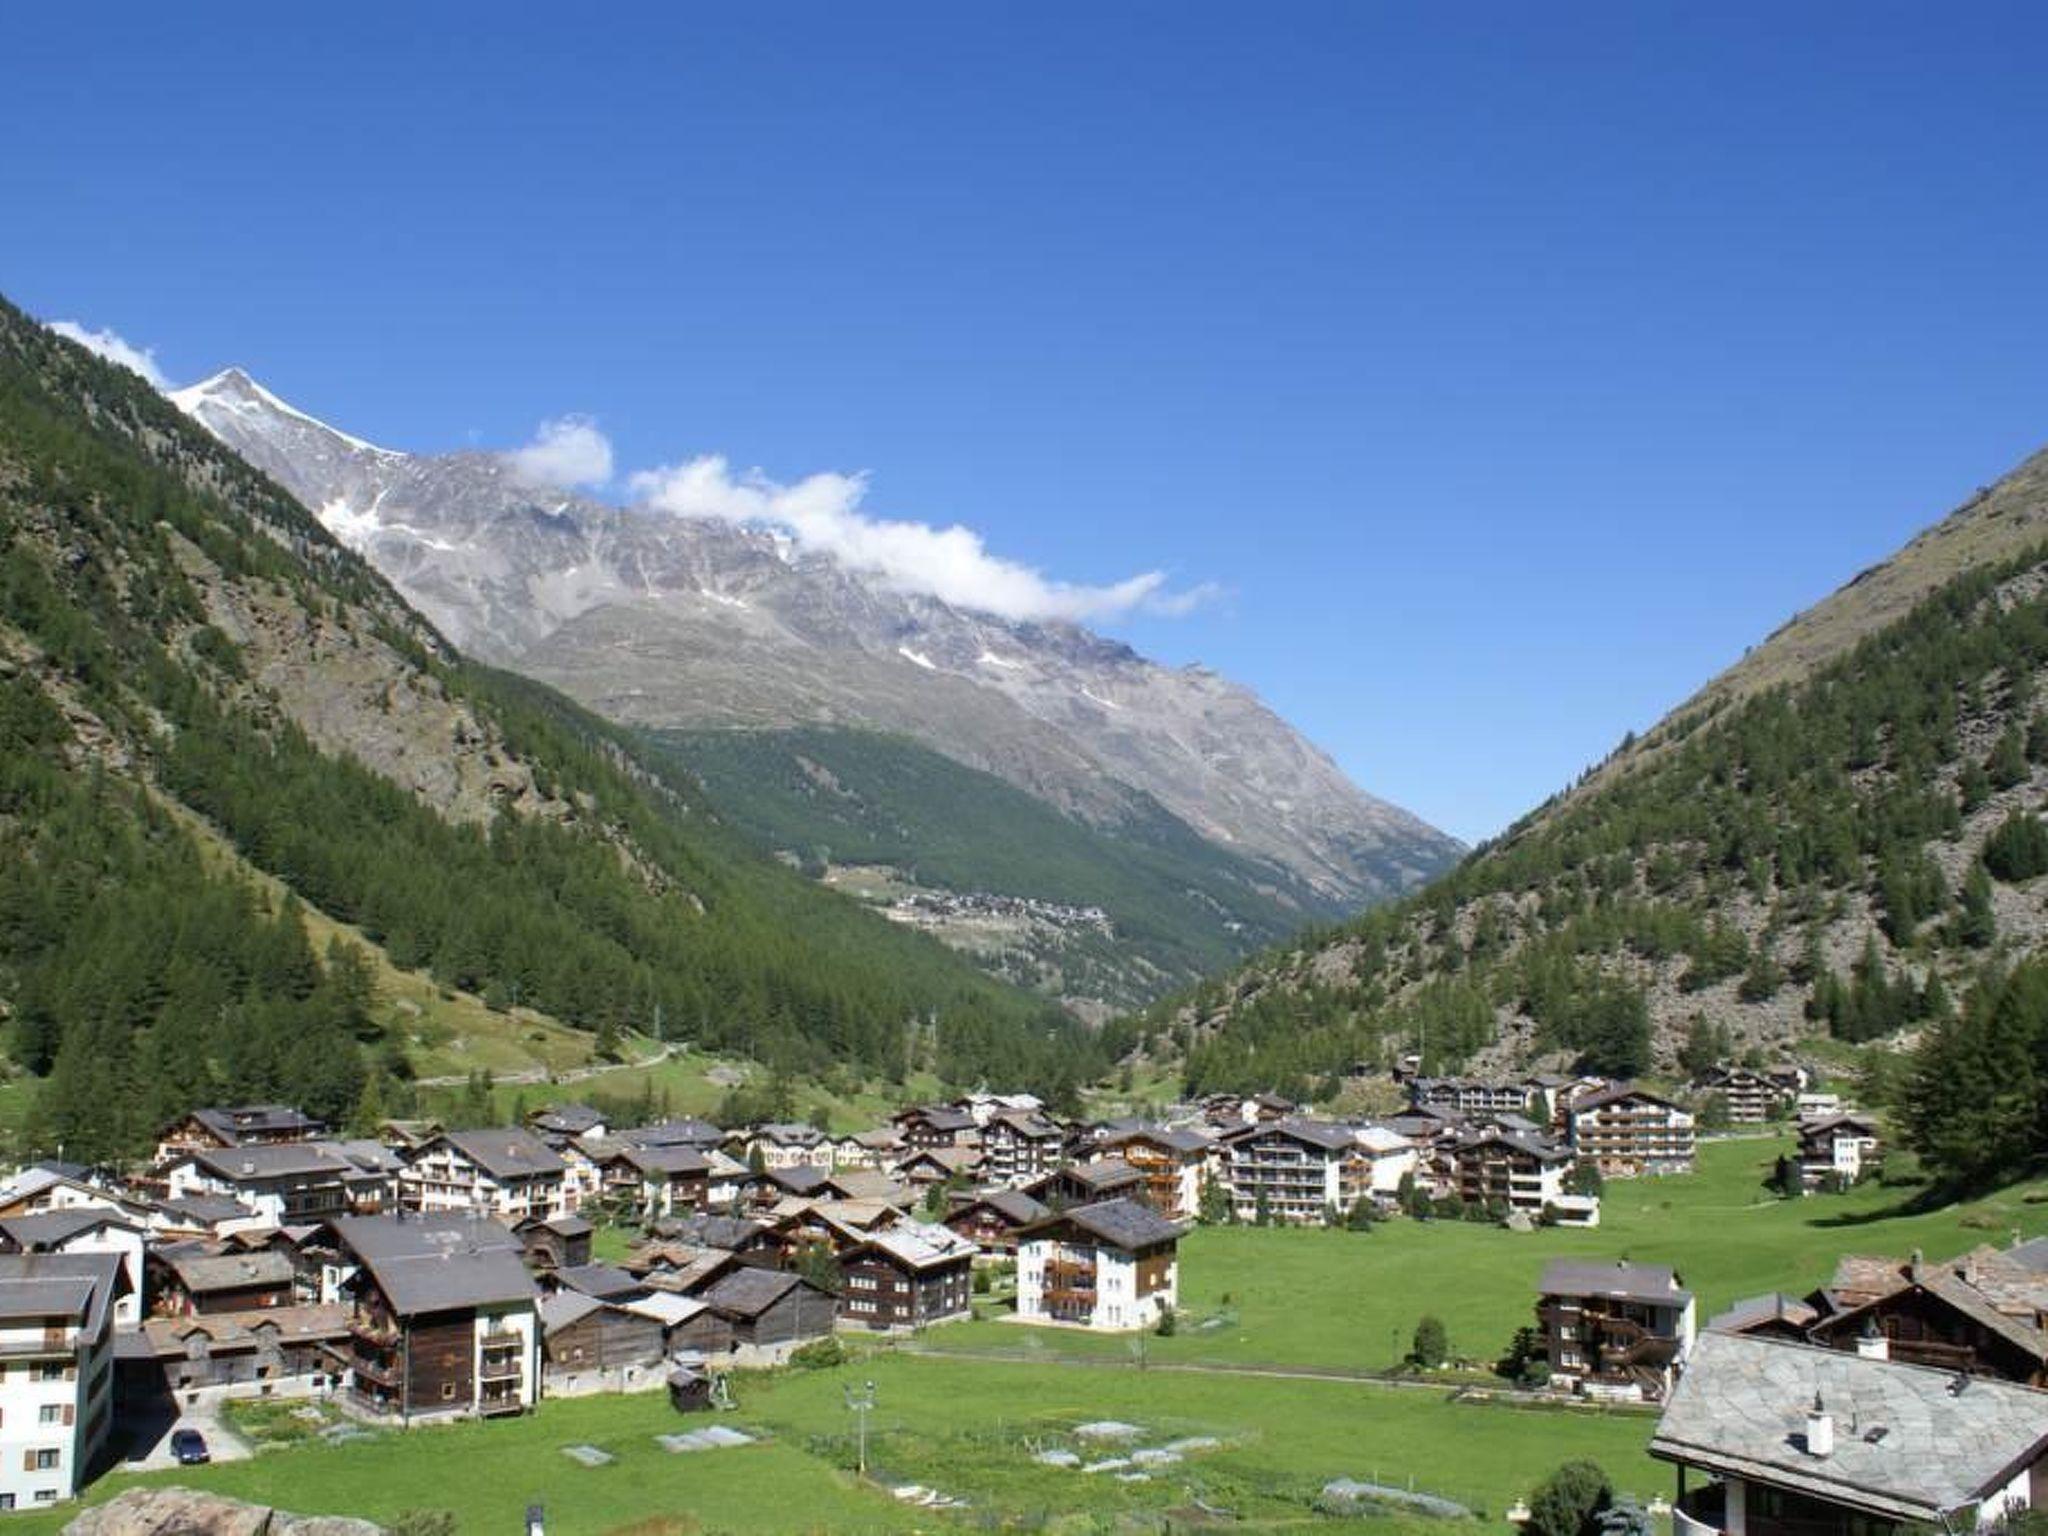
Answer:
(0, 1253, 124, 1512)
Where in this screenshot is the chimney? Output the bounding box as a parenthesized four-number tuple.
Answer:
(1806, 1392, 1834, 1458)
(1855, 1321, 1889, 1362)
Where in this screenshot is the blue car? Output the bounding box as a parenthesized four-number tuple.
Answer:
(169, 1429, 209, 1465)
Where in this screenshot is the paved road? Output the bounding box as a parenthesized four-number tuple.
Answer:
(119, 1396, 254, 1471)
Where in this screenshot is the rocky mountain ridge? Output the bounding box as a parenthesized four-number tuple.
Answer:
(169, 367, 1461, 911)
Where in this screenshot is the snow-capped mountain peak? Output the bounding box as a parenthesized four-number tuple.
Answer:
(176, 369, 1463, 906)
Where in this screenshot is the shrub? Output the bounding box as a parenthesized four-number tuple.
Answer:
(789, 1336, 847, 1370)
(1525, 1461, 1613, 1536)
(1410, 1315, 1448, 1368)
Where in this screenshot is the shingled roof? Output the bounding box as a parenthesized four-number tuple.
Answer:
(1651, 1333, 2048, 1524)
(1022, 1197, 1185, 1252)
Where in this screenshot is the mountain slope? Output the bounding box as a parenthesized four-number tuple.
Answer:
(651, 725, 1352, 1015)
(1147, 442, 2048, 1097)
(0, 296, 1093, 1161)
(168, 367, 1462, 921)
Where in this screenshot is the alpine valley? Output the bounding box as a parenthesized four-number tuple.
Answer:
(168, 365, 1462, 1013)
(1150, 441, 2048, 1105)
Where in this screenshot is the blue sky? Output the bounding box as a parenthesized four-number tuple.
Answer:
(6, 4, 2047, 843)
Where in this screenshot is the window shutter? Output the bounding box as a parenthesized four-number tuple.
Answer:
(20, 1451, 31, 1473)
(61, 1405, 73, 1427)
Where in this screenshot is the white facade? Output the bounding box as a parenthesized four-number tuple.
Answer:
(400, 1146, 566, 1224)
(1016, 1237, 1178, 1332)
(0, 1287, 115, 1511)
(471, 1301, 541, 1415)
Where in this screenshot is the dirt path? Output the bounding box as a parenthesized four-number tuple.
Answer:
(413, 1038, 684, 1089)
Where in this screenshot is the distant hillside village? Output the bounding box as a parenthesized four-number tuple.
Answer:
(0, 1056, 1903, 1514)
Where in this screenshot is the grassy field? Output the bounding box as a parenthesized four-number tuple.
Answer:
(929, 1135, 2048, 1374)
(36, 1356, 1656, 1536)
(30, 1137, 2045, 1534)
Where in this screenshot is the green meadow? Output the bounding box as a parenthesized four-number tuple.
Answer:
(32, 1137, 2046, 1535)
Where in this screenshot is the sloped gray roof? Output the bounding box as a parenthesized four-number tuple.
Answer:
(332, 1213, 534, 1317)
(434, 1127, 565, 1180)
(1024, 1197, 1185, 1252)
(700, 1266, 808, 1319)
(0, 1209, 142, 1248)
(621, 1118, 724, 1148)
(0, 1252, 124, 1339)
(1706, 1292, 1820, 1335)
(157, 1248, 294, 1294)
(1651, 1333, 2048, 1522)
(951, 1189, 1050, 1226)
(1540, 1259, 1689, 1306)
(554, 1263, 644, 1301)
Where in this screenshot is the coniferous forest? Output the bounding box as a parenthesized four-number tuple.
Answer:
(1147, 517, 2048, 1190)
(0, 296, 1101, 1162)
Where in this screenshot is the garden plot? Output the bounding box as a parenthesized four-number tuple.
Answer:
(657, 1424, 758, 1453)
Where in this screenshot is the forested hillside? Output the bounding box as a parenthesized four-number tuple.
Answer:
(654, 725, 1346, 1012)
(0, 297, 1096, 1161)
(1139, 446, 2048, 1106)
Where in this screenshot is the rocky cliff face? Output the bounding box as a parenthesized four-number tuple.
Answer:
(171, 368, 1461, 907)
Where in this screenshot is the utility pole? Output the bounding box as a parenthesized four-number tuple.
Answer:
(844, 1379, 877, 1478)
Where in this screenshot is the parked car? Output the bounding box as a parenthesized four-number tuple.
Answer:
(169, 1429, 210, 1465)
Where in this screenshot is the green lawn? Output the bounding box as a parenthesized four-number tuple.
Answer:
(39, 1357, 1655, 1535)
(35, 1137, 2045, 1534)
(933, 1135, 2048, 1374)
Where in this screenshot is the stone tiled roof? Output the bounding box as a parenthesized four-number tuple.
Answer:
(1651, 1333, 2048, 1523)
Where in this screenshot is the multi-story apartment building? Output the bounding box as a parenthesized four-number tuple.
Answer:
(162, 1140, 398, 1226)
(1538, 1258, 1696, 1401)
(0, 1213, 147, 1328)
(152, 1105, 324, 1167)
(836, 1223, 977, 1331)
(1691, 1067, 1793, 1125)
(1223, 1119, 1364, 1224)
(1569, 1087, 1697, 1177)
(1449, 1127, 1574, 1214)
(0, 1253, 124, 1512)
(399, 1129, 568, 1223)
(1795, 1113, 1882, 1194)
(1091, 1126, 1215, 1220)
(980, 1110, 1066, 1188)
(1016, 1199, 1183, 1332)
(1409, 1077, 1538, 1118)
(334, 1214, 539, 1421)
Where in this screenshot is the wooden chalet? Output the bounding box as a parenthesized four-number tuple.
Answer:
(695, 1268, 837, 1358)
(333, 1214, 540, 1420)
(836, 1222, 976, 1331)
(1538, 1258, 1696, 1401)
(154, 1105, 323, 1166)
(515, 1213, 594, 1273)
(944, 1188, 1051, 1257)
(893, 1106, 979, 1151)
(148, 1245, 295, 1317)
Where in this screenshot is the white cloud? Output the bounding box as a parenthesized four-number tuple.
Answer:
(505, 415, 614, 490)
(46, 321, 169, 389)
(627, 453, 1210, 624)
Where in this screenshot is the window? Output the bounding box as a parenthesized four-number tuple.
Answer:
(34, 1449, 59, 1470)
(34, 1363, 64, 1382)
(38, 1404, 63, 1425)
(441, 1382, 457, 1400)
